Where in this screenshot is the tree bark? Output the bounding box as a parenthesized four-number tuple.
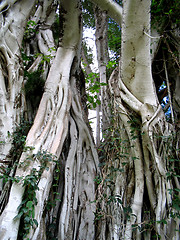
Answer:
(0, 0, 179, 239)
(0, 1, 99, 239)
(95, 0, 179, 239)
(0, 0, 36, 196)
(94, 6, 110, 133)
(90, 0, 122, 26)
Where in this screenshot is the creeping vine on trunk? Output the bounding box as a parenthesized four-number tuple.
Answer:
(0, 0, 179, 239)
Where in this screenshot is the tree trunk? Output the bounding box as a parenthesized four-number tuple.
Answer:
(95, 0, 179, 239)
(24, 0, 57, 120)
(0, 0, 179, 239)
(0, 0, 36, 201)
(0, 1, 99, 239)
(94, 6, 110, 133)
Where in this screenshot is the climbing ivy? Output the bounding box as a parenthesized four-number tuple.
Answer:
(85, 72, 107, 109)
(14, 151, 56, 240)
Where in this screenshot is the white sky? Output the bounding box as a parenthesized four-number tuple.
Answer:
(83, 28, 98, 71)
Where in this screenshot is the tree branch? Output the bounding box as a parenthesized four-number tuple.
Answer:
(89, 0, 122, 26)
(0, 0, 17, 12)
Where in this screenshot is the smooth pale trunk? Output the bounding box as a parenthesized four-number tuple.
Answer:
(92, 0, 177, 239)
(0, 0, 99, 239)
(0, 0, 36, 193)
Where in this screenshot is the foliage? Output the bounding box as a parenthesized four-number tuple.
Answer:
(107, 19, 121, 60)
(15, 169, 39, 240)
(35, 49, 55, 64)
(82, 0, 122, 30)
(9, 119, 32, 162)
(106, 60, 118, 79)
(24, 20, 38, 40)
(82, 0, 95, 29)
(24, 70, 45, 110)
(165, 135, 180, 220)
(0, 119, 32, 182)
(151, 0, 180, 123)
(0, 0, 179, 239)
(85, 72, 107, 109)
(94, 119, 133, 224)
(52, 14, 60, 46)
(151, 0, 180, 26)
(21, 48, 34, 70)
(15, 151, 56, 240)
(45, 159, 61, 240)
(95, 113, 180, 237)
(0, 119, 59, 239)
(106, 60, 117, 70)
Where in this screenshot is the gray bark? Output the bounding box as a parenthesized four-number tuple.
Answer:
(0, 0, 36, 197)
(0, 0, 179, 239)
(0, 1, 99, 239)
(95, 0, 179, 239)
(94, 6, 110, 133)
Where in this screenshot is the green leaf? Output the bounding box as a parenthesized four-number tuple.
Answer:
(31, 206, 35, 218)
(175, 188, 180, 192)
(24, 216, 30, 223)
(100, 82, 107, 86)
(33, 219, 38, 227)
(157, 219, 167, 224)
(21, 207, 28, 213)
(13, 211, 23, 221)
(26, 201, 33, 209)
(96, 99, 101, 105)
